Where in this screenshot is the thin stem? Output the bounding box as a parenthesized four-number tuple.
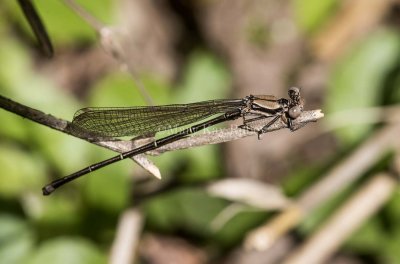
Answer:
(62, 0, 154, 105)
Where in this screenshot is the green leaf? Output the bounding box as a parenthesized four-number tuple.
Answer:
(390, 70, 400, 104)
(0, 110, 31, 142)
(89, 71, 171, 107)
(0, 144, 46, 198)
(178, 145, 222, 182)
(343, 217, 387, 255)
(5, 0, 115, 46)
(383, 192, 400, 226)
(327, 29, 400, 143)
(0, 7, 7, 31)
(83, 159, 130, 213)
(32, 195, 81, 226)
(145, 188, 269, 248)
(380, 228, 400, 264)
(27, 237, 106, 264)
(282, 164, 324, 196)
(292, 0, 337, 33)
(0, 214, 35, 264)
(212, 209, 267, 248)
(175, 51, 232, 102)
(144, 188, 227, 237)
(299, 181, 355, 235)
(0, 36, 86, 174)
(0, 37, 32, 98)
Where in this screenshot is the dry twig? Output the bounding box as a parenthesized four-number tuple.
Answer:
(0, 94, 323, 180)
(283, 173, 398, 264)
(0, 94, 160, 178)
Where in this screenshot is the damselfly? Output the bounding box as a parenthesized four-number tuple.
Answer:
(42, 87, 304, 195)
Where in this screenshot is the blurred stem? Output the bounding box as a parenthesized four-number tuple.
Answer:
(244, 123, 400, 251)
(283, 172, 397, 264)
(109, 208, 144, 264)
(322, 105, 400, 132)
(62, 0, 103, 31)
(17, 0, 54, 57)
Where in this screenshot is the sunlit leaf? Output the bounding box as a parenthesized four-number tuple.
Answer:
(293, 0, 338, 33)
(211, 209, 267, 248)
(0, 144, 46, 198)
(27, 238, 106, 264)
(89, 71, 171, 107)
(28, 194, 81, 226)
(5, 0, 115, 46)
(344, 217, 387, 254)
(327, 29, 400, 143)
(83, 161, 130, 213)
(0, 215, 35, 264)
(381, 228, 400, 264)
(174, 51, 232, 103)
(144, 188, 227, 236)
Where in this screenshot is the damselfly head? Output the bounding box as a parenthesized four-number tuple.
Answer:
(287, 87, 304, 119)
(288, 87, 301, 100)
(288, 87, 304, 109)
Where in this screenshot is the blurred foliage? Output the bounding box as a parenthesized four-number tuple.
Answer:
(1, 0, 400, 263)
(26, 237, 106, 264)
(0, 1, 236, 258)
(144, 188, 228, 235)
(291, 4, 400, 264)
(4, 0, 115, 46)
(293, 0, 338, 33)
(246, 19, 271, 49)
(327, 29, 400, 143)
(0, 214, 34, 264)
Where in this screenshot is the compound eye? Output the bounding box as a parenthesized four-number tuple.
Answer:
(289, 87, 300, 97)
(288, 105, 302, 119)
